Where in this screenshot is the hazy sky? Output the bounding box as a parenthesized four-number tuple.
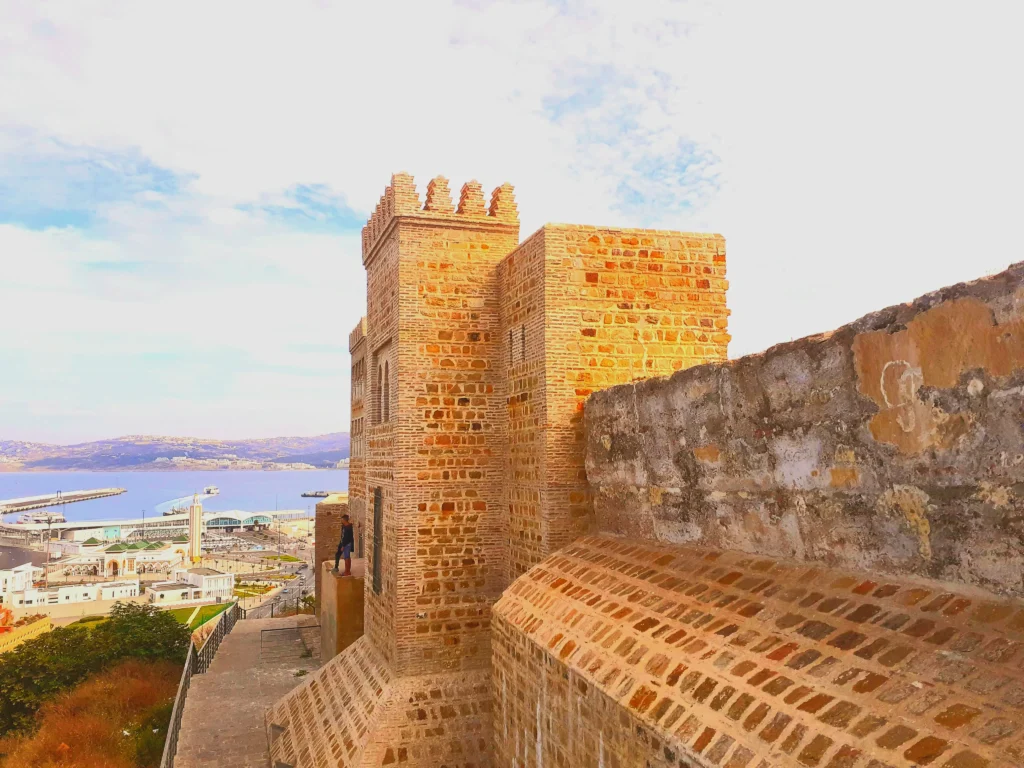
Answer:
(2, 1, 1022, 444)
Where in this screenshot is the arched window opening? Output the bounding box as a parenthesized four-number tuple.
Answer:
(377, 364, 384, 423)
(382, 361, 390, 422)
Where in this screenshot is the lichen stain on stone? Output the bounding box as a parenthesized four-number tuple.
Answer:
(975, 481, 1013, 508)
(853, 297, 1024, 454)
(829, 447, 859, 488)
(692, 445, 721, 463)
(879, 485, 933, 559)
(829, 466, 859, 488)
(648, 486, 664, 505)
(600, 434, 612, 452)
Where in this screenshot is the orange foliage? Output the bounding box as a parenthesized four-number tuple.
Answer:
(0, 658, 180, 768)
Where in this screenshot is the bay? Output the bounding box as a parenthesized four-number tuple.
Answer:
(0, 469, 348, 523)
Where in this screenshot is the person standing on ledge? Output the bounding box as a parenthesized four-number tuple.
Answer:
(333, 514, 355, 577)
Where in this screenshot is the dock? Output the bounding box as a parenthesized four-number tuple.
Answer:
(0, 488, 126, 515)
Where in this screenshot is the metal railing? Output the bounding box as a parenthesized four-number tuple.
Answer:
(240, 596, 314, 621)
(159, 602, 241, 768)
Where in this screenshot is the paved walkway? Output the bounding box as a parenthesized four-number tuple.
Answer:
(175, 615, 320, 768)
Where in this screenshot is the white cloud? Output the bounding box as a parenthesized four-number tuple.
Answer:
(1, 0, 1023, 441)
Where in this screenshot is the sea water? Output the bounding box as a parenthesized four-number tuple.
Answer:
(0, 469, 348, 523)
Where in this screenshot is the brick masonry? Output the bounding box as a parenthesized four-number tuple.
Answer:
(498, 224, 728, 584)
(350, 318, 367, 557)
(314, 494, 347, 614)
(274, 174, 729, 766)
(320, 560, 365, 663)
(270, 176, 1024, 768)
(493, 534, 1024, 768)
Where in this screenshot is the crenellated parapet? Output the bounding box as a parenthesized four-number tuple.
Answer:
(348, 316, 366, 354)
(361, 173, 519, 263)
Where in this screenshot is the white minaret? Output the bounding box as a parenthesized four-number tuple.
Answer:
(188, 493, 203, 564)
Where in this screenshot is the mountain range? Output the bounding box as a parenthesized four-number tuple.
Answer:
(0, 433, 350, 471)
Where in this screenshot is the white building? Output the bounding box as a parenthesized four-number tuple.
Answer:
(53, 538, 188, 579)
(0, 563, 43, 599)
(148, 567, 234, 604)
(0, 561, 139, 608)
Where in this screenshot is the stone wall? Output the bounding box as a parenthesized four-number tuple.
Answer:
(586, 262, 1024, 599)
(314, 495, 347, 613)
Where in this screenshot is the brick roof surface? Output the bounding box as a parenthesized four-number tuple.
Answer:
(493, 534, 1024, 768)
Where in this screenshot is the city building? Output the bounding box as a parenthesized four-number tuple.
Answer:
(188, 494, 203, 563)
(1, 560, 139, 608)
(51, 538, 187, 579)
(148, 567, 233, 604)
(269, 174, 1024, 768)
(0, 607, 51, 654)
(0, 562, 41, 598)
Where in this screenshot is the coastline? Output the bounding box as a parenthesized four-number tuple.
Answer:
(0, 465, 341, 473)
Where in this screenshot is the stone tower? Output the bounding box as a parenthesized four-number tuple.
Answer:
(187, 493, 202, 563)
(362, 173, 519, 671)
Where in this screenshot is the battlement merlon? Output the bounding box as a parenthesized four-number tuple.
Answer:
(348, 317, 367, 354)
(361, 173, 520, 265)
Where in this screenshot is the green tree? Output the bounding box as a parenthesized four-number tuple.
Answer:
(0, 625, 103, 734)
(0, 602, 191, 736)
(93, 602, 191, 663)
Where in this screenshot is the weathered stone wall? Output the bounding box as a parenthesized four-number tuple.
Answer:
(586, 262, 1024, 598)
(314, 495, 347, 613)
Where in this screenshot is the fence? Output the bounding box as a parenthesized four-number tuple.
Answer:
(240, 596, 314, 621)
(159, 602, 241, 768)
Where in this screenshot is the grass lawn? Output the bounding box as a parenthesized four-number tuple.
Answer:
(189, 603, 232, 630)
(70, 615, 107, 626)
(264, 554, 301, 562)
(233, 584, 272, 598)
(167, 607, 197, 624)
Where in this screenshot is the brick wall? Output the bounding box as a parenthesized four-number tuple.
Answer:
(313, 494, 346, 614)
(493, 535, 1024, 768)
(586, 261, 1024, 598)
(497, 224, 729, 583)
(319, 560, 364, 663)
(349, 317, 367, 557)
(361, 173, 520, 678)
(498, 228, 549, 583)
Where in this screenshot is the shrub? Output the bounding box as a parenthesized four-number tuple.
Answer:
(0, 658, 180, 768)
(0, 602, 190, 736)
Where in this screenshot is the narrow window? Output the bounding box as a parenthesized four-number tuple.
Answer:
(382, 361, 390, 422)
(520, 325, 526, 362)
(372, 487, 383, 594)
(377, 364, 384, 423)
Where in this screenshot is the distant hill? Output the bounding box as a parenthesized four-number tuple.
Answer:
(0, 433, 350, 471)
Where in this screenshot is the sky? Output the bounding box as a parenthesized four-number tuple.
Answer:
(1, 1, 1022, 444)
